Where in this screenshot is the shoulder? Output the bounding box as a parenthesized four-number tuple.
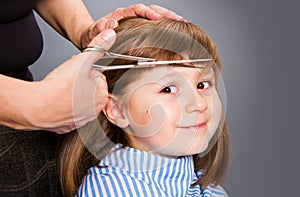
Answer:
(195, 170, 229, 197)
(202, 185, 229, 197)
(76, 166, 126, 197)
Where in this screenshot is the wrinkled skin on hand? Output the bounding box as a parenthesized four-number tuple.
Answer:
(36, 29, 116, 133)
(81, 4, 184, 48)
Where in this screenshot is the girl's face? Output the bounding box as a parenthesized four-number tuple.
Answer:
(117, 65, 222, 156)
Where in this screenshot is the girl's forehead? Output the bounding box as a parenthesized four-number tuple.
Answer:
(135, 66, 215, 82)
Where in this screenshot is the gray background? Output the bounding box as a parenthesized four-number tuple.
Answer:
(30, 0, 299, 196)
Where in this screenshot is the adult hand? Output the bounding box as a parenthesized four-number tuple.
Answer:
(31, 29, 116, 133)
(81, 4, 184, 48)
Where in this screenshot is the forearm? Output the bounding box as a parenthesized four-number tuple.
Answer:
(0, 30, 114, 133)
(35, 0, 94, 49)
(0, 75, 42, 130)
(0, 74, 74, 132)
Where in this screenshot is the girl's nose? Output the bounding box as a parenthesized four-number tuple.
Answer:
(184, 89, 208, 113)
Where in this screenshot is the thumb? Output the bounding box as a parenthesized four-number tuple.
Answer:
(88, 28, 116, 49)
(80, 29, 116, 74)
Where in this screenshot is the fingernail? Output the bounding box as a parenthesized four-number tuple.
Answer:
(101, 29, 115, 42)
(99, 73, 106, 81)
(155, 13, 162, 18)
(177, 15, 185, 21)
(106, 20, 117, 29)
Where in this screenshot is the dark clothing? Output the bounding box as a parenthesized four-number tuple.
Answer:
(0, 1, 62, 196)
(0, 127, 62, 197)
(0, 0, 43, 80)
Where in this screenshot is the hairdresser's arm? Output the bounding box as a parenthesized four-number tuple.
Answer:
(0, 59, 104, 133)
(0, 76, 65, 132)
(0, 30, 116, 134)
(35, 1, 184, 49)
(35, 0, 94, 49)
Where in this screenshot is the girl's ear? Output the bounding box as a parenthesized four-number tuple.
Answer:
(102, 94, 129, 128)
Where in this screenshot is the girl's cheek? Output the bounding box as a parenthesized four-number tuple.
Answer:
(131, 109, 149, 125)
(128, 104, 167, 137)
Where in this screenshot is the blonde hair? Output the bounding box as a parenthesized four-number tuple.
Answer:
(59, 17, 229, 196)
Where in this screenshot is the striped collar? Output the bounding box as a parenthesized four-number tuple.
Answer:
(99, 144, 195, 173)
(98, 144, 201, 196)
(79, 144, 228, 196)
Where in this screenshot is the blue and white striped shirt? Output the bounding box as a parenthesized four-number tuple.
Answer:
(77, 144, 228, 197)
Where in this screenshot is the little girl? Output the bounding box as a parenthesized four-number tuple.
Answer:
(59, 17, 229, 197)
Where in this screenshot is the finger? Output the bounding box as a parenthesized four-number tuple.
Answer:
(91, 18, 108, 37)
(90, 68, 106, 87)
(87, 18, 118, 43)
(79, 29, 116, 74)
(49, 29, 115, 79)
(105, 19, 118, 29)
(88, 28, 116, 49)
(92, 19, 118, 36)
(108, 4, 184, 21)
(108, 4, 160, 21)
(129, 4, 162, 20)
(83, 29, 116, 65)
(148, 5, 185, 21)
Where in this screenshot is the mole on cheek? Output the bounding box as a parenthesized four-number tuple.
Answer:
(145, 110, 151, 122)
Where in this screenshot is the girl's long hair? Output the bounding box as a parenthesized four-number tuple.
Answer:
(59, 17, 229, 196)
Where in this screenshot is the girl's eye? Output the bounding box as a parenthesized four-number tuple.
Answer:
(160, 85, 178, 93)
(197, 81, 211, 90)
